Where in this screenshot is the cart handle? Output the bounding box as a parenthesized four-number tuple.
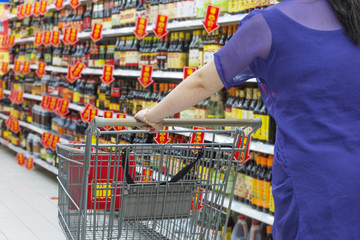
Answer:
(90, 117, 262, 130)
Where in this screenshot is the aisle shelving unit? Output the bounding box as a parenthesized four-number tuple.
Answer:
(0, 137, 59, 174)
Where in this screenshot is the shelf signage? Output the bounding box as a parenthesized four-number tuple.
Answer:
(33, 1, 41, 16)
(36, 62, 46, 77)
(71, 62, 85, 79)
(25, 157, 34, 170)
(62, 28, 70, 45)
(39, 0, 48, 15)
(183, 67, 197, 81)
(66, 65, 77, 83)
(103, 111, 114, 131)
(138, 65, 153, 88)
(13, 60, 21, 73)
(34, 31, 43, 46)
(17, 153, 25, 166)
(190, 126, 206, 153)
(134, 17, 148, 40)
(54, 0, 64, 10)
(142, 168, 153, 181)
(8, 35, 15, 47)
(154, 126, 171, 144)
(22, 61, 31, 74)
(202, 5, 220, 33)
(15, 90, 23, 104)
(80, 104, 95, 122)
(88, 108, 98, 123)
(100, 65, 114, 85)
(0, 88, 3, 99)
(153, 15, 169, 39)
(50, 135, 60, 151)
(1, 62, 9, 74)
(41, 132, 51, 147)
(40, 95, 50, 110)
(16, 4, 25, 19)
(24, 3, 32, 17)
(234, 135, 252, 163)
(90, 23, 103, 42)
(68, 28, 79, 45)
(5, 115, 20, 134)
(70, 0, 80, 9)
(51, 30, 61, 46)
(48, 96, 59, 112)
(55, 99, 70, 117)
(114, 113, 126, 131)
(43, 31, 51, 46)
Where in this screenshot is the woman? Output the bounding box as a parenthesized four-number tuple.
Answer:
(135, 0, 360, 239)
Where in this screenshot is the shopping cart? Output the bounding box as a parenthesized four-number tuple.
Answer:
(57, 117, 261, 240)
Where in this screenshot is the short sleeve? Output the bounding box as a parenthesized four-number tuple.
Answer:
(214, 10, 272, 89)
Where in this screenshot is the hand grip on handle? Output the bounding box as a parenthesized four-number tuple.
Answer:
(90, 116, 262, 130)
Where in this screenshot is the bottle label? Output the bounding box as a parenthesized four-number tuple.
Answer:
(239, 173, 246, 198)
(258, 179, 264, 207)
(120, 51, 126, 67)
(269, 185, 275, 213)
(245, 175, 251, 201)
(242, 109, 248, 119)
(263, 181, 270, 209)
(196, 0, 205, 18)
(262, 115, 269, 141)
(203, 44, 218, 65)
(173, 52, 187, 70)
(111, 87, 121, 98)
(252, 178, 258, 206)
(189, 49, 200, 67)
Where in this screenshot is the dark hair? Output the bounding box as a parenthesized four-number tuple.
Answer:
(327, 0, 360, 45)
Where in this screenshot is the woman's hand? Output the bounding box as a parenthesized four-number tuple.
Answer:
(134, 109, 163, 133)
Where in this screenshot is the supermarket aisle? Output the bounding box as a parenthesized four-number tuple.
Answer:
(0, 146, 65, 240)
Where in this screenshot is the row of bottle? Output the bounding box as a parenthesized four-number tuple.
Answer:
(230, 215, 273, 240)
(10, 25, 237, 71)
(0, 121, 58, 167)
(9, 0, 280, 38)
(235, 153, 274, 215)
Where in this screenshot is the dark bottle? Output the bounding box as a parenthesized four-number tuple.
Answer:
(79, 79, 86, 106)
(136, 0, 146, 18)
(245, 154, 254, 205)
(257, 156, 267, 212)
(83, 3, 93, 31)
(111, 0, 121, 29)
(250, 154, 259, 208)
(253, 90, 263, 141)
(219, 25, 227, 49)
(241, 88, 252, 121)
(110, 80, 121, 112)
(106, 41, 115, 65)
(266, 225, 273, 240)
(263, 156, 272, 213)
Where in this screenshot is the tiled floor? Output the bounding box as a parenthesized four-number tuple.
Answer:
(0, 146, 66, 240)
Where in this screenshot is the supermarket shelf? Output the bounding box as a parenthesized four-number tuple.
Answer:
(12, 13, 247, 43)
(224, 197, 274, 225)
(0, 137, 59, 175)
(8, 0, 89, 21)
(8, 64, 256, 82)
(0, 113, 70, 144)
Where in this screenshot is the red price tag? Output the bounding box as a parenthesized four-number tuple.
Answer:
(71, 62, 85, 79)
(13, 61, 22, 73)
(39, 0, 48, 15)
(51, 30, 60, 46)
(68, 28, 78, 45)
(43, 31, 51, 46)
(134, 17, 149, 40)
(114, 113, 127, 131)
(80, 104, 95, 122)
(15, 91, 23, 104)
(48, 96, 59, 112)
(90, 23, 103, 42)
(40, 95, 50, 110)
(54, 0, 64, 10)
(154, 126, 171, 144)
(17, 4, 25, 19)
(9, 89, 16, 102)
(100, 65, 114, 85)
(103, 111, 114, 131)
(66, 65, 77, 83)
(45, 133, 54, 148)
(190, 126, 206, 153)
(234, 135, 252, 163)
(70, 0, 80, 8)
(17, 153, 25, 166)
(22, 61, 31, 75)
(183, 67, 197, 81)
(8, 35, 15, 47)
(88, 108, 98, 123)
(58, 99, 70, 117)
(25, 157, 34, 170)
(138, 65, 154, 88)
(33, 2, 41, 16)
(41, 132, 51, 148)
(11, 118, 20, 134)
(24, 3, 32, 17)
(1, 36, 7, 48)
(36, 62, 46, 77)
(202, 5, 220, 33)
(50, 135, 60, 151)
(62, 28, 70, 45)
(153, 15, 169, 39)
(142, 168, 153, 181)
(0, 88, 3, 99)
(34, 32, 43, 46)
(5, 115, 13, 129)
(1, 62, 9, 74)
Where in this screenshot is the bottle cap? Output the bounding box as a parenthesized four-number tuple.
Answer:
(252, 220, 260, 226)
(238, 215, 245, 220)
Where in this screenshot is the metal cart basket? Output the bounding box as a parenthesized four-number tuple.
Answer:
(57, 117, 261, 240)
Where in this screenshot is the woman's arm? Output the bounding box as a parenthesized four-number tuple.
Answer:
(134, 59, 224, 130)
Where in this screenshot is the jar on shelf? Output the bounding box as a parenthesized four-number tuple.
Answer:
(24, 77, 34, 94)
(33, 135, 42, 158)
(33, 78, 42, 96)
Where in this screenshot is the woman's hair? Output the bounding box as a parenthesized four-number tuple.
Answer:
(327, 0, 360, 45)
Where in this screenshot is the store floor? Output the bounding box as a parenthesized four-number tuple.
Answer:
(0, 146, 66, 240)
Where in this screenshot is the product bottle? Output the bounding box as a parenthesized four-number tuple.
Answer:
(257, 155, 268, 211)
(265, 225, 273, 240)
(263, 156, 272, 213)
(251, 154, 259, 208)
(242, 88, 252, 121)
(268, 156, 275, 216)
(245, 153, 254, 205)
(231, 215, 248, 240)
(246, 220, 262, 240)
(253, 90, 263, 140)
